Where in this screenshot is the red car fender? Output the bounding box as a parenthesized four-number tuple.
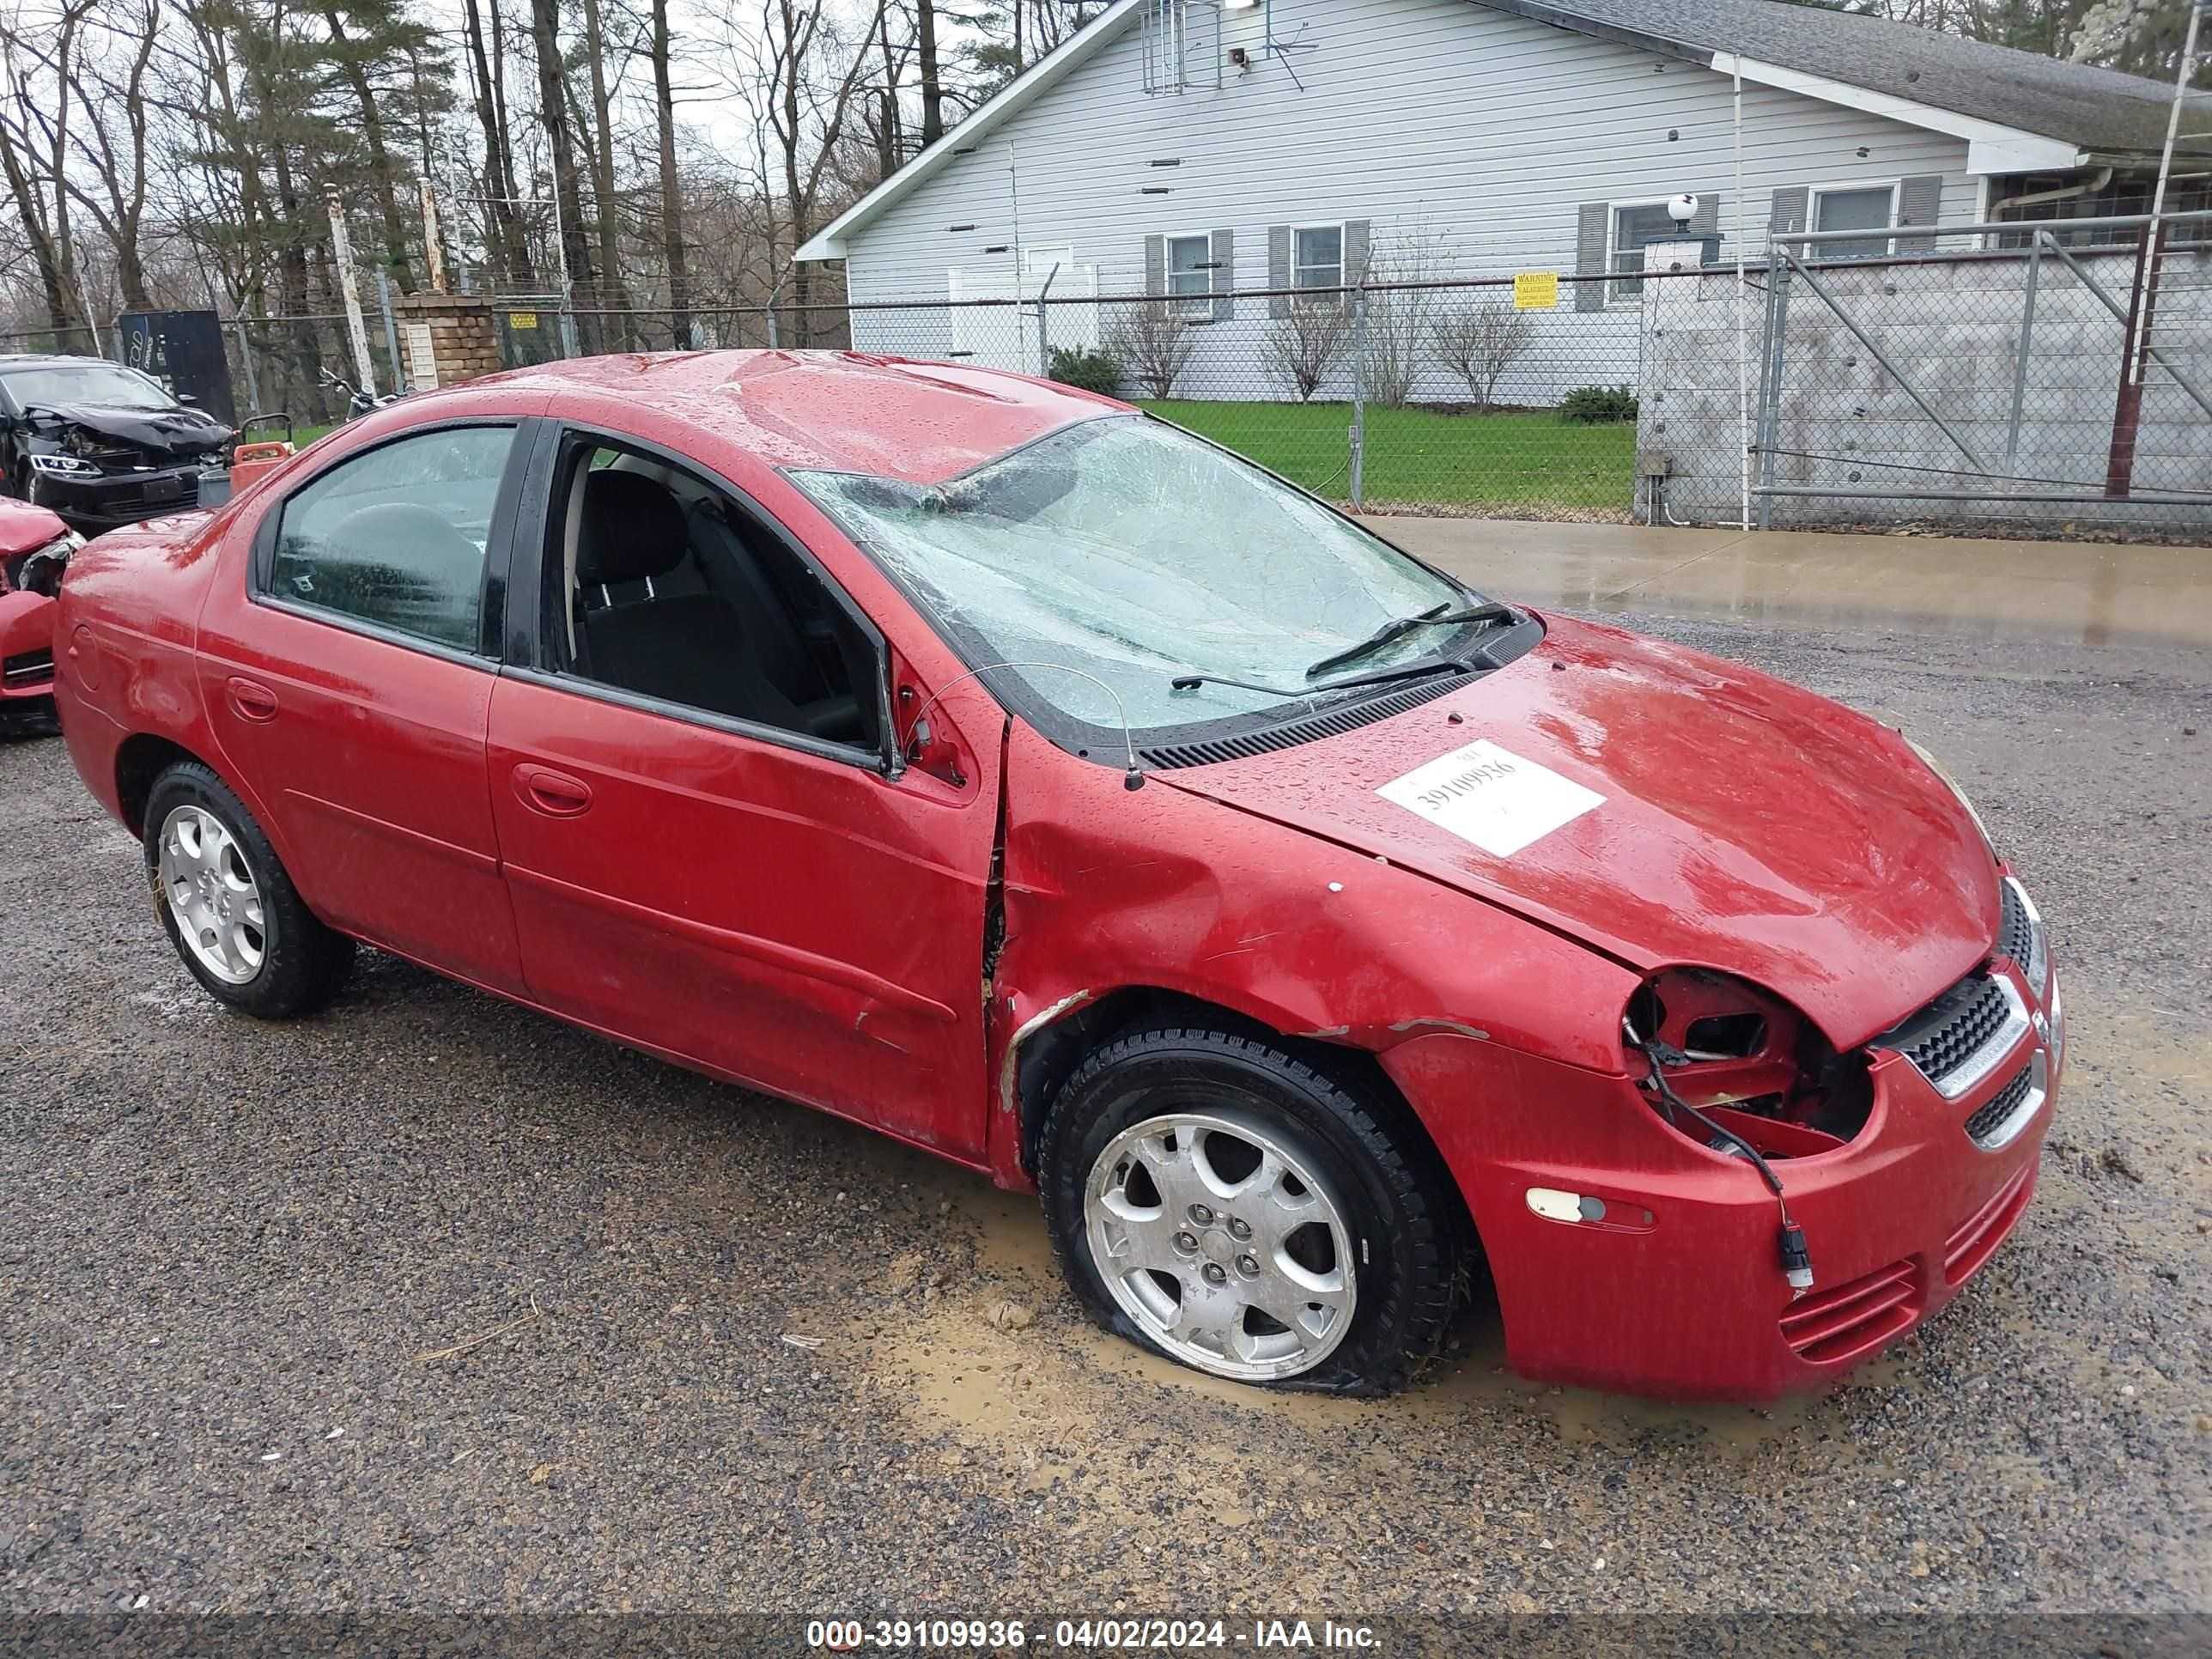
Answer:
(982, 718, 1643, 1190)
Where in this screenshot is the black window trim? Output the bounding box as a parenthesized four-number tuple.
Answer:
(502, 417, 900, 777)
(247, 413, 538, 666)
(783, 410, 1539, 772)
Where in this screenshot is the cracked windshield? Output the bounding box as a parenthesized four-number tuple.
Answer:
(792, 416, 1474, 733)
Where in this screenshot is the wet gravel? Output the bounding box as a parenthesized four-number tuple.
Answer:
(1, 607, 2206, 1622)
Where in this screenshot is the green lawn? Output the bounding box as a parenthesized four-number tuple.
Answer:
(1139, 399, 1637, 516)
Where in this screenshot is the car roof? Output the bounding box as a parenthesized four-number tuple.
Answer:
(464, 349, 1126, 484)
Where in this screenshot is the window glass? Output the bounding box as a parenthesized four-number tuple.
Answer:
(1167, 234, 1212, 313)
(2, 363, 175, 410)
(270, 425, 514, 652)
(792, 416, 1483, 738)
(1814, 186, 1894, 258)
(1609, 202, 1708, 300)
(553, 443, 878, 753)
(1293, 226, 1343, 295)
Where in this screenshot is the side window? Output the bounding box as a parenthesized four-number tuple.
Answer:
(270, 425, 515, 652)
(546, 437, 882, 756)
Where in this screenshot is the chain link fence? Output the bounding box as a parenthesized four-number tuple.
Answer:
(218, 214, 2212, 541)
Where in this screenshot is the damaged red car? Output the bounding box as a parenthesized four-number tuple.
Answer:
(0, 495, 77, 732)
(52, 351, 2060, 1400)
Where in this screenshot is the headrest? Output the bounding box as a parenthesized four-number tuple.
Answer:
(575, 468, 689, 585)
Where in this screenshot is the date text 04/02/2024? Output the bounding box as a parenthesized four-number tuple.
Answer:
(805, 1619, 1382, 1650)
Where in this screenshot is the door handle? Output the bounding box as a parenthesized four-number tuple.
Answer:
(513, 763, 592, 817)
(226, 676, 278, 722)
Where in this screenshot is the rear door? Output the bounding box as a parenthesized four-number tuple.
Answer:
(197, 416, 542, 994)
(483, 422, 999, 1159)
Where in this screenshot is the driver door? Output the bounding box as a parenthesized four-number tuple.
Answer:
(484, 425, 999, 1158)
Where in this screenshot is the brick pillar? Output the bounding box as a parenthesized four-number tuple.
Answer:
(392, 291, 503, 391)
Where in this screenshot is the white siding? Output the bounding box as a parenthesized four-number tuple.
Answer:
(839, 0, 1977, 301)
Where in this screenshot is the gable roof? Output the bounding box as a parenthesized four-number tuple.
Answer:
(798, 0, 2206, 261)
(1486, 0, 2209, 158)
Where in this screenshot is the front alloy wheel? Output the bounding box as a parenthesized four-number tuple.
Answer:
(1086, 1111, 1357, 1382)
(1040, 1024, 1463, 1396)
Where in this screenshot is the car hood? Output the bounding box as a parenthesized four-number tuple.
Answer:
(0, 495, 66, 554)
(1159, 614, 1997, 1048)
(25, 400, 234, 458)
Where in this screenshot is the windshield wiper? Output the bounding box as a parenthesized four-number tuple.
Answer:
(1303, 600, 1520, 680)
(1171, 657, 1479, 702)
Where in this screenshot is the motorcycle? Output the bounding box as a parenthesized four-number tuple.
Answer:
(319, 365, 402, 422)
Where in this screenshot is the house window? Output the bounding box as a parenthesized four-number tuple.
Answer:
(1812, 184, 1898, 259)
(1166, 234, 1212, 315)
(1609, 201, 1706, 301)
(1293, 224, 1344, 299)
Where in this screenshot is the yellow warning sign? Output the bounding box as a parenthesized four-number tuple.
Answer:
(1512, 272, 1559, 311)
(508, 310, 539, 330)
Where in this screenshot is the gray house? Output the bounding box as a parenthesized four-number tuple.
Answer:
(798, 0, 2210, 395)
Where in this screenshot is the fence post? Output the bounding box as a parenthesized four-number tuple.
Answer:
(234, 319, 262, 416)
(376, 271, 404, 392)
(558, 308, 580, 361)
(765, 306, 780, 349)
(2004, 232, 2045, 471)
(1349, 284, 1369, 512)
(1752, 246, 1794, 530)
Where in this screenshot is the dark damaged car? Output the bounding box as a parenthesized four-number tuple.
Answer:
(0, 356, 235, 532)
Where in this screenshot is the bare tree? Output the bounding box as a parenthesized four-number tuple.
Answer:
(1432, 300, 1534, 410)
(1259, 301, 1349, 402)
(528, 0, 599, 341)
(460, 0, 535, 288)
(0, 0, 97, 337)
(1103, 301, 1194, 399)
(730, 0, 885, 346)
(1360, 228, 1447, 410)
(651, 0, 690, 343)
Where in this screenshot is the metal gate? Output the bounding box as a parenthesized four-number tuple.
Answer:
(1750, 210, 2212, 538)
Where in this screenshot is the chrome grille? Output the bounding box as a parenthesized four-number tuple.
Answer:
(1878, 973, 2030, 1099)
(1963, 1052, 2049, 1152)
(1997, 876, 2047, 994)
(2, 647, 53, 689)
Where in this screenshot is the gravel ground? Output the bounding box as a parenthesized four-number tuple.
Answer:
(0, 607, 2206, 1626)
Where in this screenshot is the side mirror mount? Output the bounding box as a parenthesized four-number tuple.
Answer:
(175, 392, 199, 406)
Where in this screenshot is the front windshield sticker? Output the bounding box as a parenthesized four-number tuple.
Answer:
(1377, 739, 1603, 858)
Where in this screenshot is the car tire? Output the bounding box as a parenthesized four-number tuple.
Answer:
(1039, 1024, 1462, 1396)
(142, 761, 354, 1018)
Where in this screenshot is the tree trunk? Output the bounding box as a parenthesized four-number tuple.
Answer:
(579, 0, 629, 337)
(322, 9, 417, 290)
(529, 0, 599, 348)
(461, 0, 534, 288)
(917, 0, 944, 146)
(651, 0, 690, 349)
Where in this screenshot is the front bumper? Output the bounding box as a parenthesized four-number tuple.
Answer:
(0, 586, 57, 719)
(27, 463, 203, 531)
(1386, 954, 2062, 1402)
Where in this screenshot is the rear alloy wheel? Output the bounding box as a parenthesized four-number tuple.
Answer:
(143, 761, 353, 1018)
(1041, 1024, 1462, 1395)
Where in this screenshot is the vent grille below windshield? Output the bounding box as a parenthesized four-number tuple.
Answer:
(1138, 675, 1463, 771)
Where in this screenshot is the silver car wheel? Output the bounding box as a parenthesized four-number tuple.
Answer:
(1085, 1109, 1358, 1382)
(156, 805, 267, 986)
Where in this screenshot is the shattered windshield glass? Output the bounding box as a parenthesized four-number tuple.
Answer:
(790, 416, 1480, 735)
(3, 364, 174, 411)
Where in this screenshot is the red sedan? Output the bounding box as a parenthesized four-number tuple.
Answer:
(51, 351, 2059, 1400)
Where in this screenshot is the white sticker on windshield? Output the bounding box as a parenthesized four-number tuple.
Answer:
(1377, 739, 1603, 858)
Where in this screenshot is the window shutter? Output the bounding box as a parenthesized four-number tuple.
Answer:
(1768, 186, 1809, 241)
(1344, 219, 1370, 288)
(1691, 193, 1719, 237)
(1576, 202, 1607, 313)
(1895, 174, 1942, 253)
(1144, 234, 1166, 299)
(1268, 225, 1291, 319)
(1210, 228, 1235, 322)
